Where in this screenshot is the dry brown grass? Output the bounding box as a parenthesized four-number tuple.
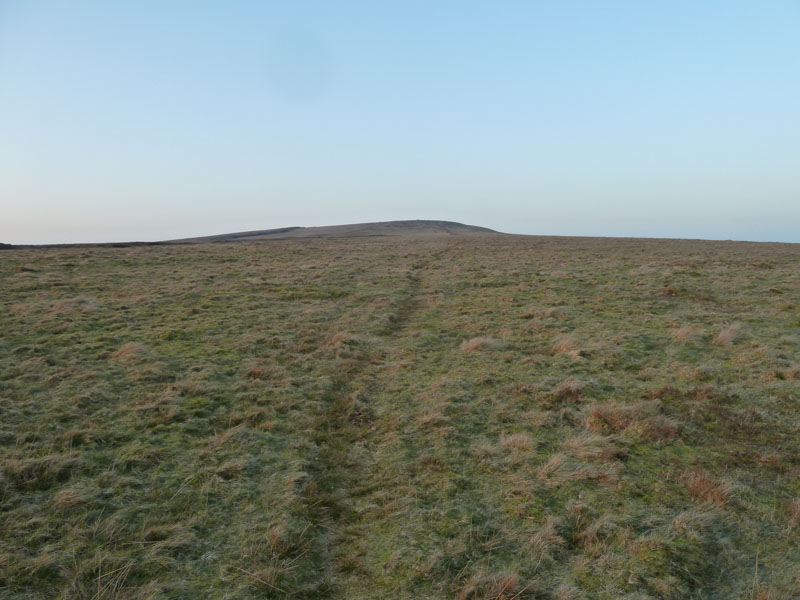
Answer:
(456, 570, 534, 600)
(3, 453, 82, 492)
(749, 586, 793, 600)
(572, 514, 614, 550)
(143, 524, 196, 549)
(647, 385, 681, 401)
(673, 324, 702, 342)
(52, 488, 86, 509)
(51, 296, 99, 314)
(781, 364, 800, 380)
(59, 428, 93, 447)
(526, 515, 564, 564)
(682, 468, 731, 508)
(216, 459, 246, 479)
(537, 453, 567, 483)
(416, 409, 452, 430)
(659, 284, 679, 296)
(500, 433, 535, 453)
(521, 307, 565, 320)
(562, 433, 627, 461)
(15, 357, 46, 376)
(550, 335, 584, 359)
(713, 322, 745, 346)
(553, 584, 585, 600)
(625, 414, 680, 441)
(418, 454, 448, 472)
(671, 508, 716, 539)
(551, 377, 588, 402)
(110, 342, 147, 362)
(535, 452, 621, 487)
(243, 363, 288, 385)
(229, 407, 274, 429)
(460, 336, 503, 352)
(784, 499, 800, 534)
(9, 304, 28, 315)
(321, 331, 367, 359)
(690, 384, 722, 402)
(524, 409, 557, 428)
(471, 442, 496, 462)
(584, 400, 680, 441)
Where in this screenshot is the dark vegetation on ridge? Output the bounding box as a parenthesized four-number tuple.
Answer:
(168, 220, 498, 243)
(1, 232, 799, 599)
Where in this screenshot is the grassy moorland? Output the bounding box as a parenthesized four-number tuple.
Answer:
(1, 234, 799, 599)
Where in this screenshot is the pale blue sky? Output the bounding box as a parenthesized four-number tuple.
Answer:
(1, 1, 798, 243)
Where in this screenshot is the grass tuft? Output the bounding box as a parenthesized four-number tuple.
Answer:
(499, 432, 535, 453)
(673, 324, 702, 342)
(584, 400, 680, 441)
(713, 322, 745, 346)
(682, 468, 731, 508)
(460, 336, 503, 352)
(110, 341, 147, 361)
(550, 335, 585, 359)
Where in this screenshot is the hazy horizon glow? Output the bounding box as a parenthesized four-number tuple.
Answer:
(2, 1, 799, 244)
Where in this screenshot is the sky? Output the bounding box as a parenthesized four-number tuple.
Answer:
(1, 1, 798, 244)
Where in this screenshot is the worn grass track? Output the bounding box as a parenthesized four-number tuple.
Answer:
(2, 235, 800, 599)
(301, 252, 446, 595)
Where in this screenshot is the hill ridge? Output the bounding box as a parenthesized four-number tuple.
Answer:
(169, 219, 497, 243)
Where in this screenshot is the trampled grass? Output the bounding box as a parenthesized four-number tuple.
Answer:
(1, 234, 799, 598)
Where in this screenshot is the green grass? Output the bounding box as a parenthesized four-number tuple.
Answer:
(1, 235, 799, 598)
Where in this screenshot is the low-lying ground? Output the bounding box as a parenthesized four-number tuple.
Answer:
(1, 234, 799, 599)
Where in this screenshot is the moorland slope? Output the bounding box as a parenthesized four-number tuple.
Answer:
(1, 233, 799, 599)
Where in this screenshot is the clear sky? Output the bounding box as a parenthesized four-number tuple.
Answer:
(1, 1, 798, 244)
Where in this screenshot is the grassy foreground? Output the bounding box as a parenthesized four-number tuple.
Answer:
(1, 234, 799, 599)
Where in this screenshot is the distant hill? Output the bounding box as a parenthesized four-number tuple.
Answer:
(169, 220, 497, 243)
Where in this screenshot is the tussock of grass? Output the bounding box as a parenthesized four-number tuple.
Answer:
(537, 452, 568, 483)
(499, 432, 535, 452)
(550, 334, 584, 359)
(51, 488, 87, 509)
(553, 583, 585, 600)
(713, 322, 745, 346)
(682, 468, 732, 508)
(51, 296, 100, 314)
(551, 377, 589, 402)
(784, 500, 800, 534)
(471, 442, 496, 462)
(673, 324, 702, 341)
(109, 341, 147, 361)
(456, 570, 535, 600)
(524, 408, 558, 428)
(562, 433, 627, 461)
(521, 306, 565, 320)
(660, 284, 679, 296)
(526, 515, 564, 564)
(3, 453, 82, 492)
(670, 507, 718, 538)
(536, 452, 621, 487)
(584, 400, 680, 441)
(460, 336, 503, 352)
(780, 364, 800, 380)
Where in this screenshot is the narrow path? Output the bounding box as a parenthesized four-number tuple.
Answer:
(299, 250, 445, 597)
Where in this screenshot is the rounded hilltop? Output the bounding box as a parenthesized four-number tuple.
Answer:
(169, 220, 498, 243)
